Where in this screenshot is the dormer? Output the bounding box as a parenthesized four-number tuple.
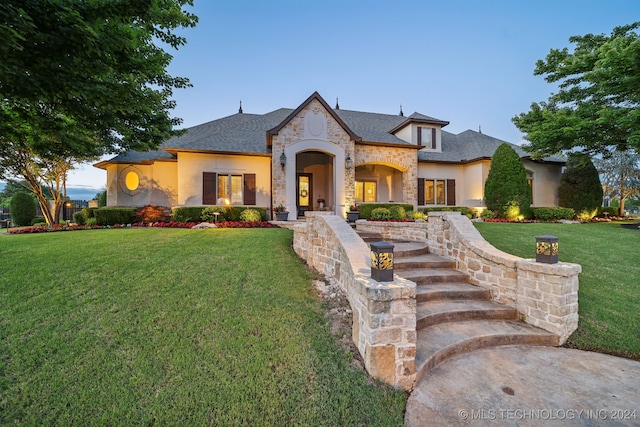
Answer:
(389, 113, 449, 152)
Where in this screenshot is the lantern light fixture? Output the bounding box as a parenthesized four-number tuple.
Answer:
(280, 152, 287, 169)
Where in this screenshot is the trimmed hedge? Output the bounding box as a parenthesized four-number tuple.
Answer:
(9, 192, 36, 226)
(421, 206, 476, 219)
(173, 206, 268, 223)
(531, 207, 575, 221)
(358, 204, 413, 220)
(598, 206, 620, 216)
(94, 208, 136, 226)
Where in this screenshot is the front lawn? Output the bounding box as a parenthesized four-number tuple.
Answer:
(0, 228, 406, 425)
(474, 221, 640, 360)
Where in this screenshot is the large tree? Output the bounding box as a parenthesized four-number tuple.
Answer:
(594, 150, 640, 215)
(512, 22, 640, 158)
(0, 1, 197, 223)
(484, 143, 532, 219)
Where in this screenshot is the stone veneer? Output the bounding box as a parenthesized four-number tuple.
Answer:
(426, 212, 580, 344)
(293, 213, 417, 390)
(354, 219, 428, 243)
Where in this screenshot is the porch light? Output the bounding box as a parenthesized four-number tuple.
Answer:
(345, 154, 353, 170)
(280, 152, 287, 169)
(535, 235, 559, 264)
(370, 241, 395, 282)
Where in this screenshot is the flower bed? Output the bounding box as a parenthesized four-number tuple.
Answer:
(6, 221, 279, 234)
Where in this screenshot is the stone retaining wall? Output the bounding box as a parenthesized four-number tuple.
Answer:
(427, 212, 581, 344)
(293, 213, 416, 390)
(353, 219, 428, 243)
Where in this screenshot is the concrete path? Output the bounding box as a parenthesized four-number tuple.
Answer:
(406, 346, 640, 426)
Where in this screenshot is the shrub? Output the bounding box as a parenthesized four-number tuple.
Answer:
(389, 205, 407, 220)
(82, 208, 96, 219)
(98, 190, 107, 207)
(598, 206, 620, 217)
(172, 206, 206, 222)
(531, 207, 575, 221)
(370, 207, 392, 220)
(201, 206, 227, 222)
(480, 209, 497, 220)
(422, 206, 475, 219)
(410, 211, 426, 220)
(94, 208, 136, 226)
(9, 192, 36, 226)
(484, 143, 531, 219)
(86, 218, 97, 227)
(73, 211, 86, 225)
(226, 206, 267, 221)
(240, 208, 261, 222)
(558, 153, 602, 220)
(358, 203, 413, 219)
(31, 217, 46, 226)
(136, 205, 170, 223)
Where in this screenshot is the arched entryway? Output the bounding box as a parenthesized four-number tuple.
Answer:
(296, 151, 334, 217)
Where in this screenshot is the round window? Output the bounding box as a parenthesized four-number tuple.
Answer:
(125, 171, 139, 191)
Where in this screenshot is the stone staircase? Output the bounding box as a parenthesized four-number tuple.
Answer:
(357, 231, 560, 384)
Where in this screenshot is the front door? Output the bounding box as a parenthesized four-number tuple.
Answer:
(297, 173, 312, 217)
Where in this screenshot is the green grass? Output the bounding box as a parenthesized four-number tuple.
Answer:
(474, 221, 640, 360)
(0, 228, 406, 426)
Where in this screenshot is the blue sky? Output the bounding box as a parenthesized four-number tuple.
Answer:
(61, 0, 639, 197)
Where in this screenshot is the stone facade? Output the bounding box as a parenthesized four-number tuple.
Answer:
(427, 212, 580, 343)
(293, 213, 417, 390)
(354, 219, 428, 243)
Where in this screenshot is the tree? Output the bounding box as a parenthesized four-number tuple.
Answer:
(595, 150, 640, 215)
(484, 143, 532, 219)
(512, 22, 640, 158)
(558, 152, 603, 219)
(9, 191, 36, 226)
(0, 1, 197, 224)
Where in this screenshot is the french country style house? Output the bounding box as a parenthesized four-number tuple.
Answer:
(96, 91, 565, 219)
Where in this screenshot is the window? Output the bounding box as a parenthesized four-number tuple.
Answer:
(417, 127, 437, 149)
(355, 181, 377, 203)
(418, 178, 455, 206)
(203, 172, 256, 205)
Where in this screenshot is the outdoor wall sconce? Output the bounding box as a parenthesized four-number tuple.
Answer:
(345, 154, 354, 170)
(370, 241, 395, 282)
(280, 152, 287, 169)
(536, 235, 559, 264)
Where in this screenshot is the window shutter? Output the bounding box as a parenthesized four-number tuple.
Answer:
(446, 179, 456, 206)
(417, 126, 422, 146)
(203, 172, 217, 205)
(417, 178, 425, 205)
(243, 174, 256, 205)
(431, 128, 437, 149)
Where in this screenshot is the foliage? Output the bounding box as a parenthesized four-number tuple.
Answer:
(512, 22, 640, 158)
(558, 152, 603, 220)
(474, 221, 640, 360)
(273, 204, 287, 213)
(98, 190, 107, 208)
(172, 206, 205, 223)
(31, 217, 46, 226)
(598, 206, 621, 217)
(86, 217, 97, 227)
(531, 207, 575, 221)
(421, 206, 476, 219)
(135, 205, 170, 223)
(94, 208, 136, 226)
(73, 211, 86, 226)
(9, 191, 36, 226)
(484, 143, 532, 219)
(225, 206, 267, 221)
(201, 206, 227, 222)
(594, 150, 640, 214)
(480, 209, 497, 220)
(240, 208, 261, 222)
(410, 211, 426, 220)
(349, 204, 359, 212)
(389, 205, 407, 220)
(369, 207, 392, 221)
(357, 203, 413, 219)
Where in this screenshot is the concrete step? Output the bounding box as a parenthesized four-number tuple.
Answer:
(397, 268, 470, 285)
(416, 283, 492, 303)
(417, 299, 519, 330)
(415, 320, 560, 384)
(395, 253, 456, 270)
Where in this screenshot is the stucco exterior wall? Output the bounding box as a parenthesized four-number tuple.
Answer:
(524, 160, 563, 207)
(176, 152, 271, 206)
(106, 161, 178, 207)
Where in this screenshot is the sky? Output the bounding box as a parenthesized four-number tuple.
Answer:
(53, 0, 640, 198)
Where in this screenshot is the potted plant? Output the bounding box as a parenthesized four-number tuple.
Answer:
(317, 196, 325, 210)
(347, 204, 360, 223)
(273, 204, 289, 221)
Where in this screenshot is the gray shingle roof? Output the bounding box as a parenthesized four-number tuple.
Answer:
(101, 102, 564, 166)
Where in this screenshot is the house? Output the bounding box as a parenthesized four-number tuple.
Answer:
(95, 91, 565, 219)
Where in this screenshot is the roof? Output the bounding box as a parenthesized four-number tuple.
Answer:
(96, 93, 564, 168)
